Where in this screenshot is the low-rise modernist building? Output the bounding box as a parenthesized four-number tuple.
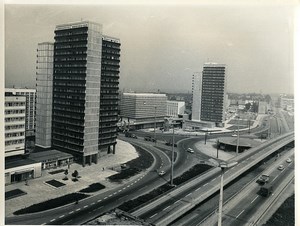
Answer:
(120, 93, 167, 130)
(5, 158, 42, 185)
(167, 100, 185, 118)
(29, 150, 73, 170)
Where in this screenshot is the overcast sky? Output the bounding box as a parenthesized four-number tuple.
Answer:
(5, 2, 295, 94)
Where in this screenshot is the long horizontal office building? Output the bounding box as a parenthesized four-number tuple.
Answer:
(120, 93, 167, 130)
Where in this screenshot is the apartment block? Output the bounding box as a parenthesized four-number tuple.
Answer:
(5, 94, 26, 157)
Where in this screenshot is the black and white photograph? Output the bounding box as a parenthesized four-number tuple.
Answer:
(2, 0, 297, 225)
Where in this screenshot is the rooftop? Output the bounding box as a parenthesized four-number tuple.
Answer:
(5, 157, 38, 170)
(29, 149, 73, 162)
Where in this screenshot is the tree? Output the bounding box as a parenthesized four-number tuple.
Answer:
(72, 170, 79, 181)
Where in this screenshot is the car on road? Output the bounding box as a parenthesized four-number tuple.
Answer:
(277, 165, 284, 170)
(158, 171, 166, 176)
(144, 136, 156, 142)
(231, 133, 237, 137)
(256, 174, 270, 185)
(165, 141, 177, 147)
(187, 148, 194, 153)
(286, 158, 292, 163)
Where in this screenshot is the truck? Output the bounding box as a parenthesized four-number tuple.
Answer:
(259, 184, 273, 197)
(256, 174, 270, 185)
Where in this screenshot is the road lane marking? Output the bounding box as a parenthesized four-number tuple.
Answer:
(118, 189, 122, 192)
(91, 202, 95, 205)
(236, 209, 245, 218)
(104, 197, 108, 200)
(203, 183, 208, 186)
(84, 205, 88, 208)
(196, 187, 201, 191)
(76, 208, 81, 211)
(109, 194, 113, 197)
(163, 206, 170, 211)
(186, 193, 192, 197)
(69, 211, 74, 214)
(211, 178, 216, 182)
(272, 175, 279, 182)
(251, 196, 259, 203)
(175, 200, 180, 204)
(41, 223, 46, 225)
(150, 213, 158, 218)
(97, 199, 102, 203)
(59, 215, 65, 218)
(50, 219, 56, 222)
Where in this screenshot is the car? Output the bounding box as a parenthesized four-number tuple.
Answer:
(278, 165, 284, 170)
(286, 158, 292, 163)
(158, 171, 166, 176)
(256, 174, 270, 185)
(231, 134, 237, 137)
(187, 148, 194, 153)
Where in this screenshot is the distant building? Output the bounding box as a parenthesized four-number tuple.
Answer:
(167, 100, 185, 118)
(35, 42, 54, 150)
(120, 93, 167, 130)
(280, 96, 294, 111)
(5, 88, 36, 134)
(5, 94, 26, 157)
(191, 72, 202, 121)
(258, 101, 268, 114)
(189, 63, 227, 129)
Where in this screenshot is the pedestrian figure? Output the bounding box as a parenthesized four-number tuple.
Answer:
(25, 179, 28, 186)
(103, 167, 105, 171)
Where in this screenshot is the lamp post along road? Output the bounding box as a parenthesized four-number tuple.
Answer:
(170, 122, 175, 186)
(154, 106, 157, 143)
(236, 115, 240, 155)
(218, 161, 238, 226)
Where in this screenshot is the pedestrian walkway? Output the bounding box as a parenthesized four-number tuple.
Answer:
(5, 140, 138, 217)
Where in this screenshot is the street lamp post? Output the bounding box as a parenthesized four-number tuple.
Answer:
(218, 161, 238, 226)
(154, 106, 157, 143)
(170, 122, 175, 186)
(236, 115, 240, 156)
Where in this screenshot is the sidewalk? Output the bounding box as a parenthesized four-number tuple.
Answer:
(5, 140, 138, 217)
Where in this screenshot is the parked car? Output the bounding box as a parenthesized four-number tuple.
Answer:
(286, 158, 292, 163)
(187, 148, 194, 153)
(158, 171, 166, 176)
(165, 141, 177, 147)
(277, 165, 284, 170)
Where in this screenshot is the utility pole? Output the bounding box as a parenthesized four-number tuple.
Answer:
(170, 122, 175, 186)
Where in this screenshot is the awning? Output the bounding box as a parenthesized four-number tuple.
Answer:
(13, 169, 34, 175)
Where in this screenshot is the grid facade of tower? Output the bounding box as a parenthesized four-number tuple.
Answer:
(98, 36, 120, 153)
(200, 63, 226, 126)
(36, 42, 54, 148)
(51, 21, 102, 164)
(5, 95, 26, 157)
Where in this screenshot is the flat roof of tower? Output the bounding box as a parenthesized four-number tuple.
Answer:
(123, 93, 167, 97)
(55, 20, 102, 31)
(204, 62, 226, 67)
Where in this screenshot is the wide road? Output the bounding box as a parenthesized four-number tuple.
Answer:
(131, 132, 294, 226)
(6, 142, 170, 225)
(172, 146, 294, 226)
(220, 151, 294, 226)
